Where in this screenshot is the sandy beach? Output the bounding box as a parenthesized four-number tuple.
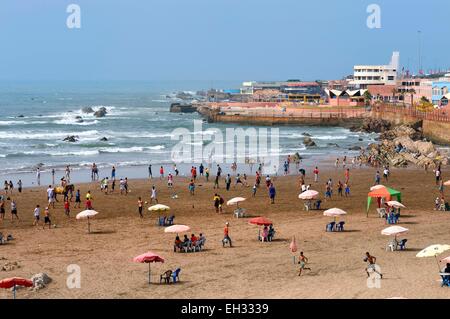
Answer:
(0, 163, 449, 299)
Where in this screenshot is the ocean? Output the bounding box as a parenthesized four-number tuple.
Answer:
(0, 81, 377, 186)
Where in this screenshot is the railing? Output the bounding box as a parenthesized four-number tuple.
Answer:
(374, 104, 450, 123)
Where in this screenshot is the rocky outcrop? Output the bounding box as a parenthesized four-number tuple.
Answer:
(353, 118, 391, 133)
(31, 273, 52, 291)
(359, 124, 448, 169)
(82, 107, 94, 113)
(63, 135, 79, 142)
(93, 107, 107, 118)
(100, 137, 108, 141)
(303, 137, 316, 147)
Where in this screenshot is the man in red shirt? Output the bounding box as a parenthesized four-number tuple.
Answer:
(313, 167, 319, 182)
(223, 222, 232, 247)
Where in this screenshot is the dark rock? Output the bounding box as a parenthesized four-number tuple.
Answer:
(358, 138, 363, 141)
(360, 118, 391, 133)
(348, 146, 362, 151)
(327, 143, 340, 148)
(17, 115, 24, 118)
(303, 137, 316, 147)
(99, 137, 108, 141)
(82, 107, 94, 113)
(63, 135, 79, 143)
(94, 109, 107, 118)
(302, 132, 312, 137)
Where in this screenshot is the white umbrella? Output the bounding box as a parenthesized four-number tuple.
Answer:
(370, 185, 386, 191)
(227, 197, 246, 208)
(76, 210, 99, 233)
(148, 204, 170, 212)
(323, 208, 347, 217)
(164, 224, 191, 234)
(417, 244, 450, 270)
(381, 226, 408, 236)
(298, 190, 319, 200)
(386, 201, 406, 208)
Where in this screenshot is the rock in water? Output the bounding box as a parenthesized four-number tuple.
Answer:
(100, 137, 108, 141)
(82, 107, 94, 113)
(303, 137, 316, 147)
(63, 135, 79, 142)
(31, 273, 52, 291)
(94, 107, 107, 118)
(360, 118, 391, 133)
(17, 115, 25, 118)
(302, 132, 312, 137)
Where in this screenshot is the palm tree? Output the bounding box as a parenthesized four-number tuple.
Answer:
(363, 90, 372, 107)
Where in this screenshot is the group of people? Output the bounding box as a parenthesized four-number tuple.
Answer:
(174, 233, 206, 252)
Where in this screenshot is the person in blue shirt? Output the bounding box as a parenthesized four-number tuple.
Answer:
(268, 183, 276, 204)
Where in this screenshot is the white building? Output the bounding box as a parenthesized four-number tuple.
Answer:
(349, 52, 400, 89)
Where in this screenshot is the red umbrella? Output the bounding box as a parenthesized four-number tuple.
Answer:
(249, 217, 273, 226)
(0, 277, 33, 299)
(133, 252, 165, 285)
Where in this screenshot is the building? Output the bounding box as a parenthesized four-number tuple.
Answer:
(324, 89, 366, 107)
(349, 52, 400, 89)
(397, 78, 432, 106)
(367, 85, 398, 103)
(432, 80, 450, 105)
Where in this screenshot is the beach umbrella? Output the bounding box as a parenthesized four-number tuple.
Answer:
(148, 204, 170, 212)
(249, 217, 273, 226)
(381, 226, 409, 237)
(370, 185, 386, 191)
(133, 252, 165, 285)
(323, 208, 347, 223)
(76, 210, 99, 233)
(416, 244, 450, 270)
(444, 180, 450, 186)
(386, 201, 406, 208)
(440, 256, 450, 264)
(298, 190, 319, 200)
(164, 224, 190, 234)
(227, 197, 246, 208)
(367, 187, 402, 215)
(0, 277, 33, 299)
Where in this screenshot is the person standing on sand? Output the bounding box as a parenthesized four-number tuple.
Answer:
(150, 186, 158, 204)
(435, 167, 441, 185)
(36, 167, 41, 186)
(225, 174, 231, 191)
(383, 166, 390, 182)
(188, 179, 195, 196)
(252, 184, 257, 197)
(137, 197, 144, 218)
(148, 164, 152, 179)
(0, 198, 5, 220)
(335, 158, 339, 169)
(111, 166, 116, 181)
(199, 163, 204, 177)
(214, 174, 220, 189)
(269, 183, 276, 204)
(75, 189, 81, 208)
(342, 156, 347, 169)
(213, 193, 220, 213)
(298, 252, 311, 276)
(17, 180, 22, 193)
(375, 171, 381, 185)
(313, 167, 319, 182)
(47, 185, 55, 209)
(174, 164, 179, 176)
(223, 222, 232, 247)
(159, 166, 164, 179)
(10, 200, 19, 221)
(345, 168, 350, 184)
(345, 183, 350, 197)
(439, 179, 444, 196)
(43, 207, 51, 229)
(51, 169, 55, 186)
(205, 167, 210, 182)
(64, 199, 70, 217)
(364, 252, 382, 278)
(33, 205, 40, 226)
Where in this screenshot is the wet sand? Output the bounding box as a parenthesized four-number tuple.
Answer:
(1, 164, 450, 299)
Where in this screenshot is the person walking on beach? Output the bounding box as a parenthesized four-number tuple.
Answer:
(205, 167, 210, 182)
(0, 198, 5, 220)
(174, 164, 179, 176)
(199, 163, 204, 177)
(148, 164, 152, 179)
(150, 186, 158, 204)
(188, 179, 195, 196)
(36, 167, 41, 186)
(213, 193, 220, 213)
(345, 168, 350, 184)
(17, 180, 22, 193)
(252, 183, 257, 197)
(335, 158, 339, 169)
(383, 166, 390, 182)
(75, 189, 81, 208)
(51, 169, 55, 186)
(337, 181, 343, 197)
(124, 178, 129, 195)
(137, 197, 144, 218)
(10, 200, 19, 221)
(364, 252, 382, 278)
(269, 183, 276, 204)
(283, 161, 289, 176)
(119, 178, 125, 195)
(214, 174, 220, 189)
(43, 207, 51, 229)
(223, 222, 232, 247)
(47, 185, 55, 209)
(439, 179, 445, 196)
(342, 156, 347, 169)
(167, 173, 173, 188)
(225, 174, 231, 191)
(313, 166, 319, 182)
(298, 252, 311, 276)
(435, 167, 441, 185)
(33, 205, 40, 226)
(111, 166, 116, 181)
(375, 171, 381, 185)
(64, 198, 70, 217)
(65, 165, 71, 182)
(8, 181, 13, 194)
(345, 183, 351, 197)
(159, 166, 164, 180)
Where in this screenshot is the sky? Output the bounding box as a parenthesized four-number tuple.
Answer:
(0, 0, 448, 82)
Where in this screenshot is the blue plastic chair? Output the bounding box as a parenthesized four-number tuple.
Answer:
(326, 222, 335, 232)
(441, 275, 450, 287)
(172, 268, 181, 283)
(398, 239, 407, 250)
(166, 215, 174, 226)
(336, 221, 345, 232)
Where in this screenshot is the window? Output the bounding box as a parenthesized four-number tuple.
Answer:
(388, 76, 395, 81)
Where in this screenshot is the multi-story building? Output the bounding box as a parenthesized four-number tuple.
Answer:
(349, 52, 400, 89)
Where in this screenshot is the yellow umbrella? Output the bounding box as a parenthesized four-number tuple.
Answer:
(416, 244, 450, 270)
(148, 204, 170, 212)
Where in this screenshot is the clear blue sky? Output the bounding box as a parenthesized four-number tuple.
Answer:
(0, 0, 448, 81)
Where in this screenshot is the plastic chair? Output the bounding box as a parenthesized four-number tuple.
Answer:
(336, 221, 345, 232)
(172, 268, 181, 283)
(326, 222, 336, 232)
(398, 239, 407, 250)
